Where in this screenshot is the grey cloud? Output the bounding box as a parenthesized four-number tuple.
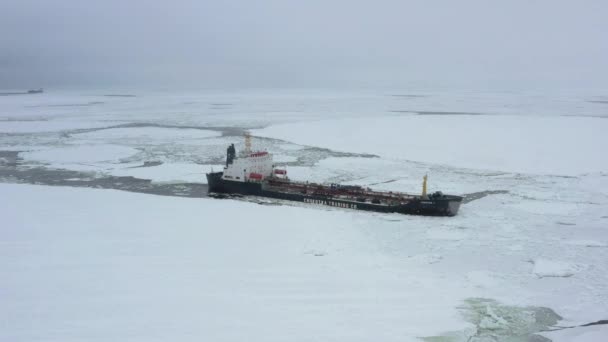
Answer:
(1, 0, 607, 89)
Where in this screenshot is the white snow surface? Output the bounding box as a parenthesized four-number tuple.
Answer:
(532, 259, 586, 278)
(255, 115, 608, 175)
(3, 89, 608, 341)
(271, 154, 298, 163)
(543, 326, 608, 342)
(0, 184, 470, 342)
(2, 181, 608, 341)
(567, 240, 608, 248)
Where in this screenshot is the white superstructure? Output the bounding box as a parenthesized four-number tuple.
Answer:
(222, 150, 274, 182)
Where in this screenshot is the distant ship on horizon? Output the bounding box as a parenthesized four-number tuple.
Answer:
(0, 88, 44, 96)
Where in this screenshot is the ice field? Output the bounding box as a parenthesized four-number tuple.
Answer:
(1, 88, 607, 341)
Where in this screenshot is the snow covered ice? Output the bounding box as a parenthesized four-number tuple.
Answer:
(532, 259, 587, 278)
(1, 89, 608, 341)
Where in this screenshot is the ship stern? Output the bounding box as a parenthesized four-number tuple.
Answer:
(206, 171, 224, 192)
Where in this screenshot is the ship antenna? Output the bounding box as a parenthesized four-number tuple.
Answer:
(422, 174, 428, 198)
(244, 131, 252, 154)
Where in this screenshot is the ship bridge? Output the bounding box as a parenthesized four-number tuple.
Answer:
(221, 134, 277, 182)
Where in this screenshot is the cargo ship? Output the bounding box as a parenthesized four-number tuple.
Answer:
(206, 136, 463, 216)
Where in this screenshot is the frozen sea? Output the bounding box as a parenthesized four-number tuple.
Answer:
(1, 88, 608, 341)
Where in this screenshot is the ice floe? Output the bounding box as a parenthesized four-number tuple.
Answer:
(407, 253, 443, 264)
(543, 325, 608, 342)
(73, 126, 220, 143)
(0, 120, 117, 133)
(20, 144, 139, 164)
(532, 259, 586, 278)
(255, 115, 608, 175)
(0, 184, 473, 341)
(567, 240, 608, 248)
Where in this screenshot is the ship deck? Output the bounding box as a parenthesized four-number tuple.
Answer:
(262, 177, 420, 206)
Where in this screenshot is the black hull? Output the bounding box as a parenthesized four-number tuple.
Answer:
(206, 172, 462, 217)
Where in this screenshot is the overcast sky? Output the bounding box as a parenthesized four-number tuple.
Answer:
(1, 0, 607, 89)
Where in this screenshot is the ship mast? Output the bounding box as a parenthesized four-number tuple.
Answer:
(422, 174, 428, 198)
(244, 132, 252, 154)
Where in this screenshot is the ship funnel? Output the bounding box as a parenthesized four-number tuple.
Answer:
(226, 143, 236, 166)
